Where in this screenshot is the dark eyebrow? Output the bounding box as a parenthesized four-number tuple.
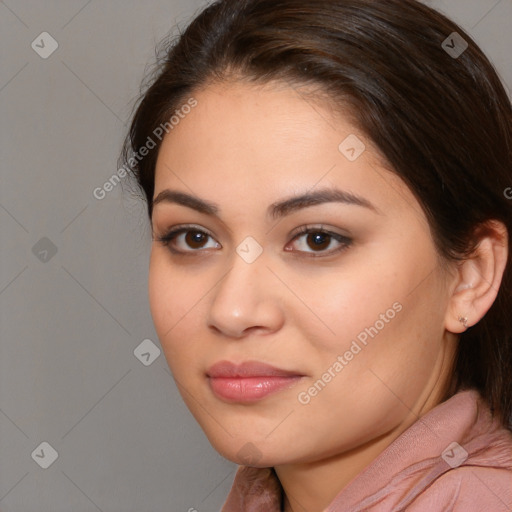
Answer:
(152, 187, 379, 220)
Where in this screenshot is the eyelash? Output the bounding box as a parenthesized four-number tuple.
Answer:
(154, 224, 352, 258)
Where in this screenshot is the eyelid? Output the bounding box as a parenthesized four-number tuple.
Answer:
(153, 224, 218, 254)
(289, 223, 348, 238)
(286, 224, 352, 257)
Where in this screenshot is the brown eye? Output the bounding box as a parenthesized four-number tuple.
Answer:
(287, 226, 352, 257)
(185, 230, 209, 249)
(155, 226, 220, 254)
(305, 232, 331, 251)
(156, 224, 351, 257)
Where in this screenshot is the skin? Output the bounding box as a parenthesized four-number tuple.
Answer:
(148, 80, 508, 512)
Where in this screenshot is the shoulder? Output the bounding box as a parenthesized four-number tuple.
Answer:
(407, 466, 512, 512)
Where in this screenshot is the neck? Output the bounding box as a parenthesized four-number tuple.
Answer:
(275, 427, 400, 512)
(276, 390, 450, 511)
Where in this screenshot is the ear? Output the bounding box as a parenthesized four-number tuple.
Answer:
(445, 220, 509, 334)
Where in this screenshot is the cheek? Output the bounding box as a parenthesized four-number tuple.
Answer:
(292, 253, 442, 390)
(148, 251, 169, 334)
(312, 277, 445, 414)
(148, 250, 210, 373)
(309, 237, 439, 353)
(148, 251, 190, 349)
(290, 263, 404, 355)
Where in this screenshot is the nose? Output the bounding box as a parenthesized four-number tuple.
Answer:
(206, 247, 285, 339)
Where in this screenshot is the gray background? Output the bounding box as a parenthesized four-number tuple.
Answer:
(0, 1, 510, 511)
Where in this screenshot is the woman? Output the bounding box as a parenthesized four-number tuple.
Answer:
(120, 0, 512, 510)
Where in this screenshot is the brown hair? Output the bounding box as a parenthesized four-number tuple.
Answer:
(120, 0, 512, 428)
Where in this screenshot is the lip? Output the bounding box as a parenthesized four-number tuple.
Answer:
(206, 360, 305, 403)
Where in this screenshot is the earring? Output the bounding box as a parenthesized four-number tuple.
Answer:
(458, 316, 468, 328)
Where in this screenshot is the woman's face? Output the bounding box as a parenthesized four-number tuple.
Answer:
(149, 80, 458, 467)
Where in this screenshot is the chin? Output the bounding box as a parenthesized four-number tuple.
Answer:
(213, 435, 298, 467)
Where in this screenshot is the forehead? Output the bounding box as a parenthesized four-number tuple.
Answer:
(152, 80, 416, 220)
(157, 80, 346, 163)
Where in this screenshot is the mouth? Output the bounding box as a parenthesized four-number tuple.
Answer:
(206, 360, 305, 403)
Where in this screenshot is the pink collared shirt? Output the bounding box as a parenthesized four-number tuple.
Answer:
(221, 389, 512, 511)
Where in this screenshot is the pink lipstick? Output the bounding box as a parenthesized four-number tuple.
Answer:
(206, 360, 304, 403)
